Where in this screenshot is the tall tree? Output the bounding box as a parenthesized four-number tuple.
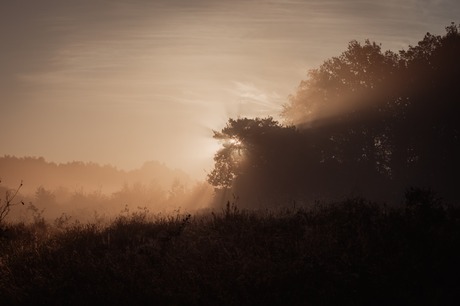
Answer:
(209, 24, 460, 206)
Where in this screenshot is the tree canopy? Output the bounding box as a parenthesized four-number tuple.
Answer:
(208, 24, 460, 207)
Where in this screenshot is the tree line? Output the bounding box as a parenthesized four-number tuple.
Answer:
(0, 156, 211, 222)
(208, 23, 460, 207)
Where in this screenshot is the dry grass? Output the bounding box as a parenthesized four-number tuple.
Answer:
(1, 191, 459, 305)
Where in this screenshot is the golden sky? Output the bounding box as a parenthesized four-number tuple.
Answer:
(1, 0, 459, 179)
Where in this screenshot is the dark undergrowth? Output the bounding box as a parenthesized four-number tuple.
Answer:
(1, 188, 459, 305)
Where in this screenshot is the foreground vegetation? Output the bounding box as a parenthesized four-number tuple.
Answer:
(1, 189, 459, 305)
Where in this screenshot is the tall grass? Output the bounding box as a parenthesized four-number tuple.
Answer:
(1, 191, 459, 305)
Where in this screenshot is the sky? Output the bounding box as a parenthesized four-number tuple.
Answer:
(1, 0, 459, 179)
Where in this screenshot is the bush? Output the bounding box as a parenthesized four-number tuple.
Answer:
(0, 195, 459, 305)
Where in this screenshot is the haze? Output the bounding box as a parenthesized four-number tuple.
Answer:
(1, 0, 459, 178)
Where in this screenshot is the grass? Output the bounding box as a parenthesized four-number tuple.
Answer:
(0, 192, 459, 305)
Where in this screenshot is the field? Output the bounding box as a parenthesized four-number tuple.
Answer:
(1, 189, 459, 305)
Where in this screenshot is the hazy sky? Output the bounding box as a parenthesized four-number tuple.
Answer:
(1, 0, 459, 179)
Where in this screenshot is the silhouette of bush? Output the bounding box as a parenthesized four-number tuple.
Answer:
(0, 194, 459, 305)
(0, 181, 24, 228)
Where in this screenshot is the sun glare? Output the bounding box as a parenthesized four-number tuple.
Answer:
(227, 138, 242, 147)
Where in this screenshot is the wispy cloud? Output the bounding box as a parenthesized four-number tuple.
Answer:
(232, 81, 283, 116)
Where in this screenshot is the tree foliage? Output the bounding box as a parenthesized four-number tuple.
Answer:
(208, 24, 460, 207)
(207, 117, 289, 188)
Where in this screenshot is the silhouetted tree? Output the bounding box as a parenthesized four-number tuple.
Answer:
(209, 24, 460, 206)
(208, 117, 287, 188)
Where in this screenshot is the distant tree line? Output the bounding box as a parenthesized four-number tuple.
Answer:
(0, 156, 211, 222)
(0, 156, 191, 194)
(208, 23, 460, 207)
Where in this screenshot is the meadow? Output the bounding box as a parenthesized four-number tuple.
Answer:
(1, 188, 459, 305)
